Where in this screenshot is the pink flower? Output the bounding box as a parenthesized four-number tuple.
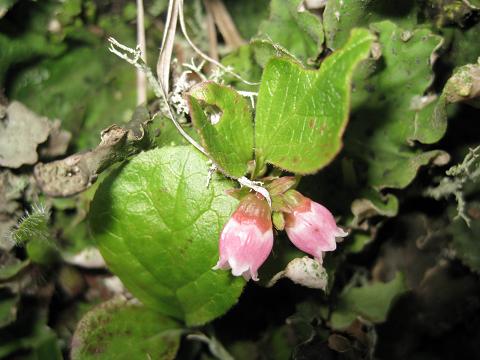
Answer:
(213, 193, 273, 281)
(284, 190, 347, 261)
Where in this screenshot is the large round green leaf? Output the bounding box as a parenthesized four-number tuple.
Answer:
(71, 297, 181, 359)
(89, 146, 245, 326)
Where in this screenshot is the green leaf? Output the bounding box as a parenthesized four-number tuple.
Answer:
(254, 28, 374, 174)
(188, 82, 254, 177)
(323, 0, 420, 49)
(415, 61, 480, 154)
(89, 146, 245, 325)
(149, 115, 200, 148)
(0, 7, 66, 83)
(256, 0, 324, 64)
(352, 189, 399, 221)
(345, 21, 448, 189)
(330, 272, 408, 329)
(9, 45, 136, 151)
(71, 297, 182, 360)
(250, 38, 297, 68)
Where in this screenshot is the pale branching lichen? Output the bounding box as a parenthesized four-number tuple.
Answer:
(425, 146, 480, 225)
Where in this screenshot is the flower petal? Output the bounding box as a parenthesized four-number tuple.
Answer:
(284, 191, 347, 260)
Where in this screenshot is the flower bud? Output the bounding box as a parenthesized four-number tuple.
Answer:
(284, 190, 347, 261)
(213, 193, 273, 281)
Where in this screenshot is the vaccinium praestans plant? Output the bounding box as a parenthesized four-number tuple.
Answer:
(91, 28, 375, 325)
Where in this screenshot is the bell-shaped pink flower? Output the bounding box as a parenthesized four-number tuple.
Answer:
(213, 193, 273, 281)
(284, 190, 347, 261)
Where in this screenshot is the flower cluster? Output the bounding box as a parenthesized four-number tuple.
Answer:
(213, 180, 347, 281)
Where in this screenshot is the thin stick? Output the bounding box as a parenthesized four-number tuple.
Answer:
(206, 0, 245, 49)
(157, 0, 179, 93)
(136, 0, 147, 104)
(203, 0, 219, 61)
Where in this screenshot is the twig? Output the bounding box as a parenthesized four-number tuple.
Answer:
(136, 0, 147, 104)
(157, 0, 179, 93)
(203, 0, 219, 61)
(34, 106, 151, 197)
(183, 59, 207, 81)
(204, 0, 245, 49)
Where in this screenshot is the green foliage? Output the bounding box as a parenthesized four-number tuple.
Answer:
(254, 28, 374, 174)
(323, 0, 419, 49)
(257, 0, 324, 64)
(414, 61, 480, 159)
(0, 1, 66, 83)
(351, 189, 399, 225)
(71, 298, 182, 360)
(330, 272, 408, 329)
(188, 82, 254, 177)
(346, 21, 447, 190)
(149, 115, 200, 148)
(9, 46, 136, 151)
(89, 146, 245, 326)
(2, 0, 480, 358)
